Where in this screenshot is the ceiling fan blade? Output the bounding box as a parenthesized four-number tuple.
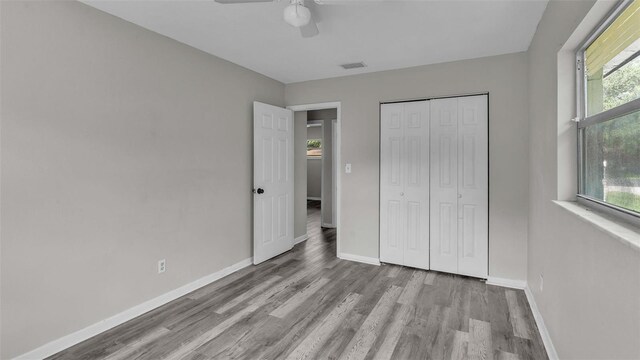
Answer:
(300, 19, 319, 38)
(305, 0, 322, 23)
(215, 0, 273, 3)
(299, 0, 319, 38)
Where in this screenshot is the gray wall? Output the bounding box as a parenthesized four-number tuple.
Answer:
(527, 0, 640, 358)
(308, 109, 337, 121)
(294, 111, 308, 239)
(307, 159, 322, 198)
(307, 125, 323, 139)
(0, 1, 284, 358)
(286, 53, 530, 280)
(6, 1, 638, 359)
(306, 124, 322, 199)
(307, 158, 322, 199)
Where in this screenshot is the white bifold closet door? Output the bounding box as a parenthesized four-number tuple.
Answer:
(430, 95, 488, 278)
(380, 101, 430, 270)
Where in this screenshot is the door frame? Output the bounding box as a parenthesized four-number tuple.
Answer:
(332, 119, 338, 227)
(308, 119, 337, 229)
(287, 102, 342, 256)
(306, 120, 324, 205)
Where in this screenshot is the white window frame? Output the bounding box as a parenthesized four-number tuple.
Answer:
(576, 0, 640, 224)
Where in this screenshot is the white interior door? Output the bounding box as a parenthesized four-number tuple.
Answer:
(380, 101, 430, 270)
(456, 95, 488, 278)
(429, 95, 488, 278)
(429, 98, 459, 274)
(402, 101, 430, 270)
(380, 103, 405, 266)
(253, 101, 294, 265)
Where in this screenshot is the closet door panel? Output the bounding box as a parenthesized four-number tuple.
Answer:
(403, 101, 430, 270)
(380, 104, 405, 265)
(457, 95, 488, 278)
(429, 98, 459, 273)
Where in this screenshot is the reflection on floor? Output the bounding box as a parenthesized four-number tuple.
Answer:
(305, 200, 335, 256)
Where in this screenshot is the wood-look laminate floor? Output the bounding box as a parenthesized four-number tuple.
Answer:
(49, 201, 548, 360)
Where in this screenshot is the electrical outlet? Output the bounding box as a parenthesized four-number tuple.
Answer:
(158, 259, 166, 274)
(539, 274, 544, 292)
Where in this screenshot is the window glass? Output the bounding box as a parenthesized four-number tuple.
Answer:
(585, 0, 640, 116)
(307, 139, 322, 157)
(583, 109, 640, 213)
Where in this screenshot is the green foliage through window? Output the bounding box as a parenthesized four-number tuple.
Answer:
(603, 56, 640, 111)
(581, 0, 640, 215)
(307, 139, 322, 157)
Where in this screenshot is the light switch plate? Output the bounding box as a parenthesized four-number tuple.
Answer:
(345, 163, 352, 173)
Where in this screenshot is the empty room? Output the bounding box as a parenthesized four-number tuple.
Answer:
(1, 0, 639, 359)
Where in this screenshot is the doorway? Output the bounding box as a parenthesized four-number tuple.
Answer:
(288, 102, 341, 258)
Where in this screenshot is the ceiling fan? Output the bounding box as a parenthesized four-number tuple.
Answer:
(215, 0, 322, 38)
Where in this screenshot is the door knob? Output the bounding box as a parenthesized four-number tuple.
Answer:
(256, 188, 265, 194)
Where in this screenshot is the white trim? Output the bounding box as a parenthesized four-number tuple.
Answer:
(332, 119, 338, 227)
(307, 118, 325, 227)
(554, 200, 640, 251)
(336, 108, 341, 256)
(319, 120, 326, 228)
(337, 252, 380, 266)
(321, 223, 336, 229)
(288, 102, 341, 112)
(287, 102, 341, 257)
(13, 257, 253, 360)
(525, 286, 559, 360)
(294, 234, 309, 245)
(486, 277, 527, 290)
(307, 197, 321, 201)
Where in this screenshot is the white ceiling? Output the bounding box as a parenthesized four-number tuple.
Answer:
(82, 0, 548, 84)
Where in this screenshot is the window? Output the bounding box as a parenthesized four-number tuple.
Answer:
(578, 0, 640, 216)
(307, 139, 322, 157)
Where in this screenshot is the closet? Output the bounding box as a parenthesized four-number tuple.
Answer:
(379, 94, 488, 278)
(379, 101, 430, 270)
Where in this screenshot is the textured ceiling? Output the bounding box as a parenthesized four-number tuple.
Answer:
(83, 0, 548, 83)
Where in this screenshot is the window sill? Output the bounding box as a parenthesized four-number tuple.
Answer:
(553, 200, 640, 252)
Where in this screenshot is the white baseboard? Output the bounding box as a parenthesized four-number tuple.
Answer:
(487, 279, 557, 359)
(14, 257, 253, 360)
(321, 223, 336, 228)
(486, 276, 527, 290)
(337, 252, 380, 266)
(524, 286, 559, 360)
(294, 234, 309, 244)
(306, 197, 321, 201)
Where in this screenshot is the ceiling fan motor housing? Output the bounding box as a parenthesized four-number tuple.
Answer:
(283, 0, 311, 27)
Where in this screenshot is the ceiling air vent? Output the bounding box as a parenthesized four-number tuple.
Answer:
(340, 62, 367, 70)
